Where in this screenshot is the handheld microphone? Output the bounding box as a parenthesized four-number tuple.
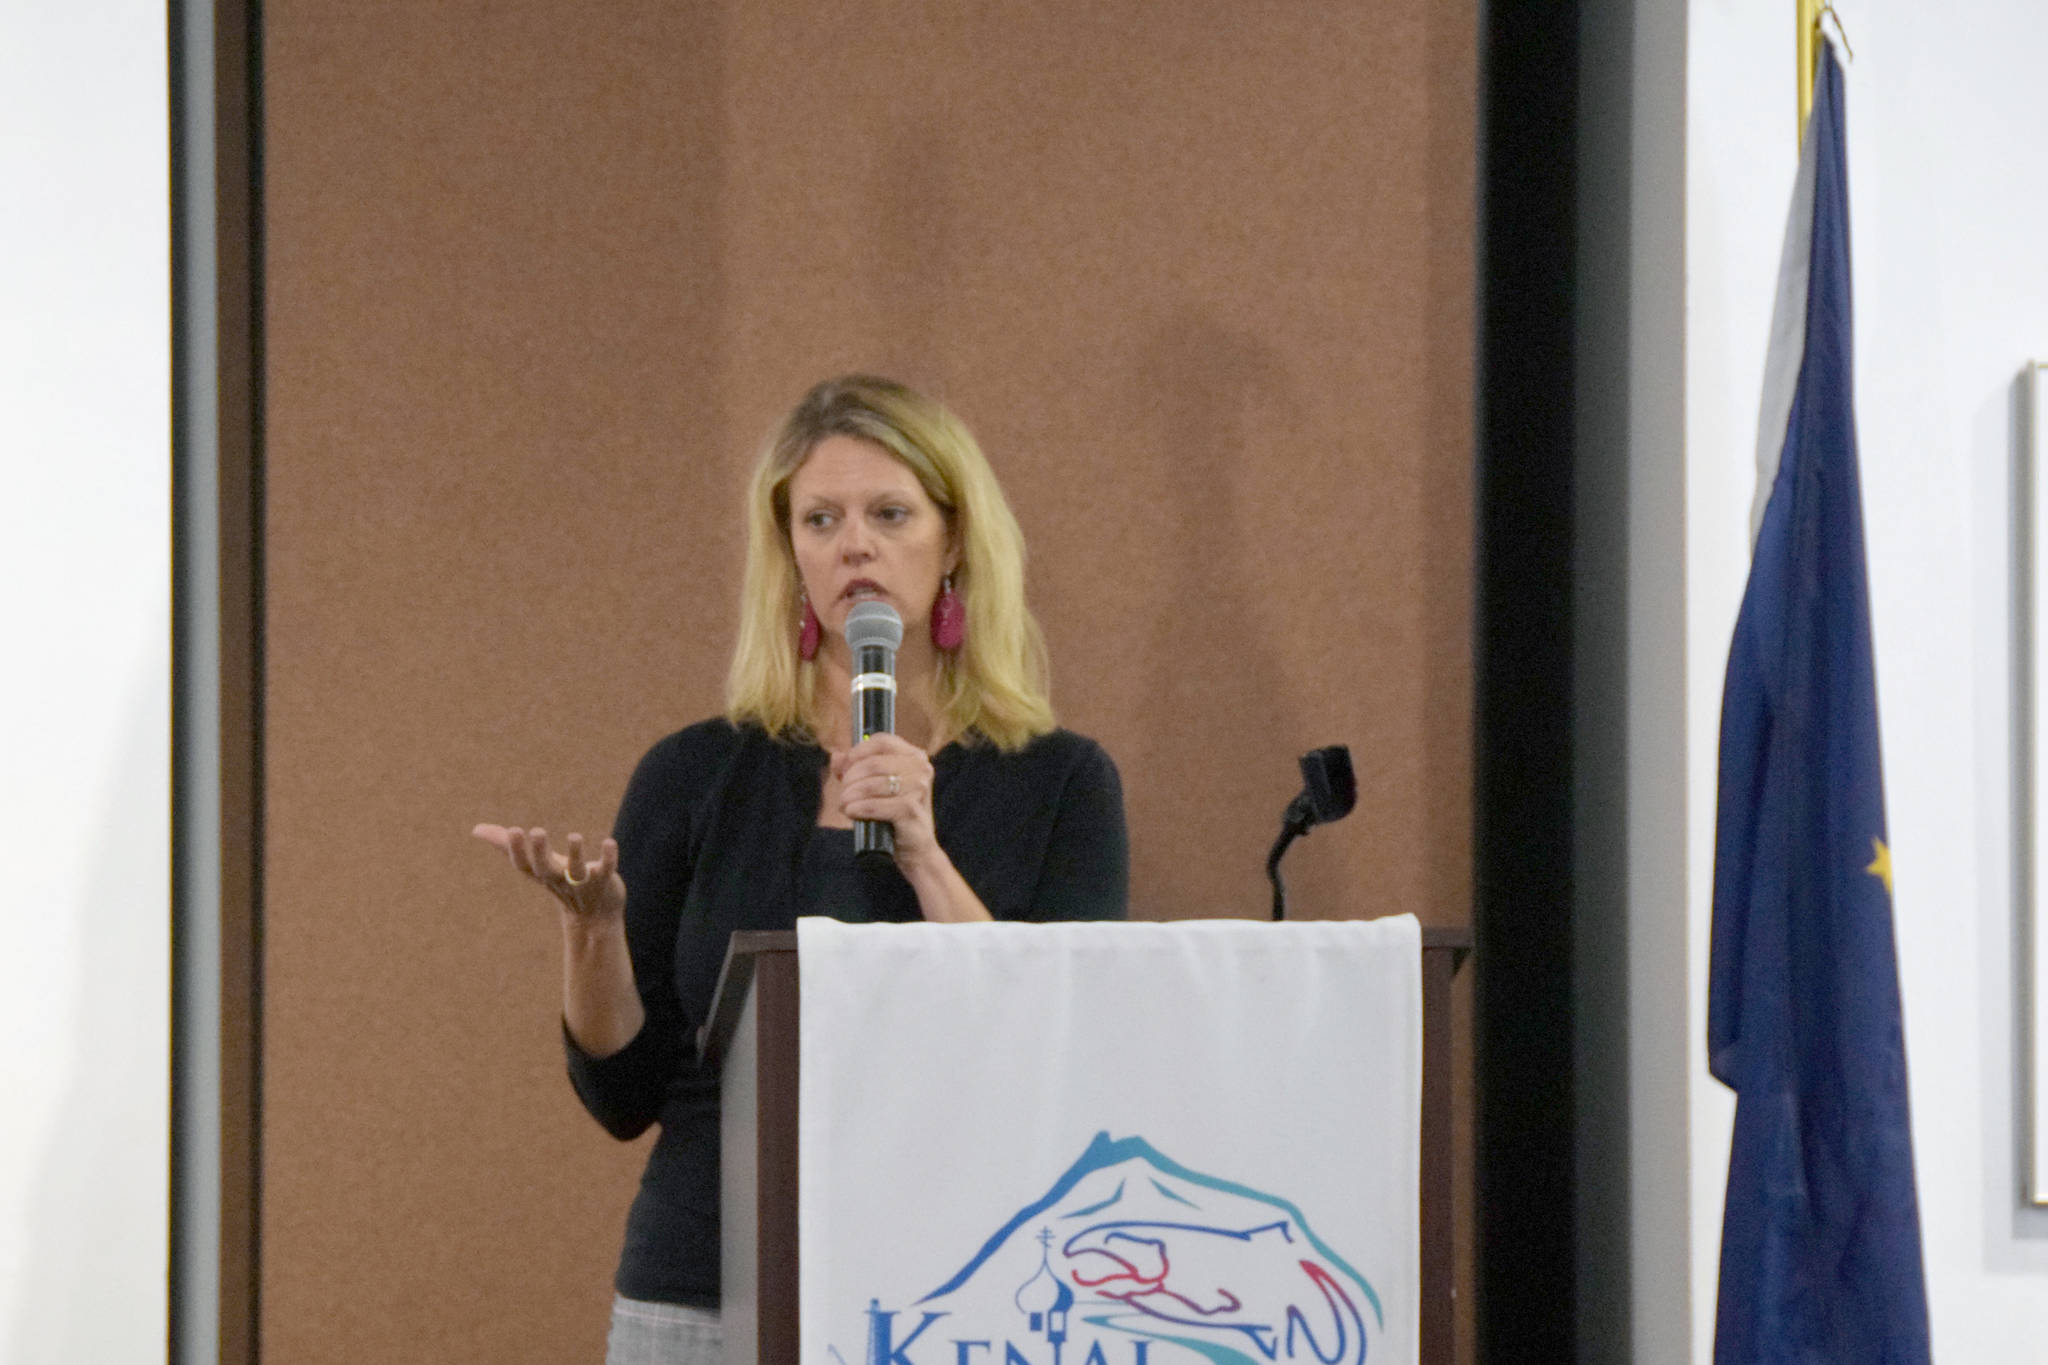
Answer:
(845, 601, 904, 865)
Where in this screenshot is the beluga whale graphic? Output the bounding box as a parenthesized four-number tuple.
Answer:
(856, 1133, 1383, 1365)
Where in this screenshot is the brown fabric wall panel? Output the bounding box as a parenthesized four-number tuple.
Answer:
(261, 2, 1473, 1362)
(708, 0, 1474, 926)
(262, 6, 732, 1362)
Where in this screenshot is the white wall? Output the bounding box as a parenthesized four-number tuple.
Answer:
(1685, 2, 2048, 1360)
(0, 6, 171, 1363)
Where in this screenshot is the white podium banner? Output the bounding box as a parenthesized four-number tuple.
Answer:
(797, 917, 1423, 1365)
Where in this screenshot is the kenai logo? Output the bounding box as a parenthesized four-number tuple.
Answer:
(840, 1133, 1383, 1365)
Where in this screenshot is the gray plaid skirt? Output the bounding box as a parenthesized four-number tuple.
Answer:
(605, 1295, 722, 1365)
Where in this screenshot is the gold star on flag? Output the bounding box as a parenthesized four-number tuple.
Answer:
(1865, 838, 1893, 896)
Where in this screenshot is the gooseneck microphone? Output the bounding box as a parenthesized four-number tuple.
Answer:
(1266, 745, 1358, 920)
(845, 600, 904, 865)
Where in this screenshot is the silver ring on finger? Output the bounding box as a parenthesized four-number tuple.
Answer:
(886, 774, 901, 797)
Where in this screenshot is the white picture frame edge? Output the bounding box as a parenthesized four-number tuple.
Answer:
(2030, 359, 2048, 1206)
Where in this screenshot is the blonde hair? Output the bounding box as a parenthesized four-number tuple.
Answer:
(725, 375, 1055, 751)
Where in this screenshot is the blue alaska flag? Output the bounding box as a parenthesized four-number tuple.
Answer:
(1707, 43, 1931, 1365)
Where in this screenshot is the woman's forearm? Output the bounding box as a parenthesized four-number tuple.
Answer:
(560, 908, 646, 1057)
(898, 846, 995, 923)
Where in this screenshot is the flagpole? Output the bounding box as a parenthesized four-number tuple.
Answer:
(1797, 0, 1819, 141)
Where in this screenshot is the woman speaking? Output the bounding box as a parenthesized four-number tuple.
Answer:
(475, 375, 1130, 1364)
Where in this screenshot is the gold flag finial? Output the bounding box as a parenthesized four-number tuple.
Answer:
(1797, 0, 1819, 142)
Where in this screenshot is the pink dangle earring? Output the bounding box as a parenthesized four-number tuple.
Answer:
(930, 574, 965, 651)
(798, 592, 821, 661)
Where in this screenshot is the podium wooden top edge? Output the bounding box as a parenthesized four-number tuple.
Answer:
(694, 922, 1472, 1069)
(697, 932, 795, 1070)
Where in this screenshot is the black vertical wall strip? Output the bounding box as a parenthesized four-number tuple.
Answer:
(244, 0, 266, 1343)
(1476, 1, 1579, 1359)
(234, 0, 266, 1352)
(199, 0, 265, 1359)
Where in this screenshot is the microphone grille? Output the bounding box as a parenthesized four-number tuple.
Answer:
(1299, 745, 1357, 823)
(844, 600, 904, 650)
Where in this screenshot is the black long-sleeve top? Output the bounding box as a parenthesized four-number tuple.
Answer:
(564, 719, 1129, 1306)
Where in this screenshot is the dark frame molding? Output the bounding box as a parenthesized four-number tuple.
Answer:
(1475, 0, 1580, 1358)
(218, 0, 264, 1348)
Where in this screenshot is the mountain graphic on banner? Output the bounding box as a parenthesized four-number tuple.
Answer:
(869, 1132, 1383, 1365)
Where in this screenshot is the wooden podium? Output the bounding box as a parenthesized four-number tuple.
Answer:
(698, 924, 1472, 1365)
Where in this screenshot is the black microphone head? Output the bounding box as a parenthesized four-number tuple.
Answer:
(844, 600, 903, 652)
(1297, 745, 1357, 826)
